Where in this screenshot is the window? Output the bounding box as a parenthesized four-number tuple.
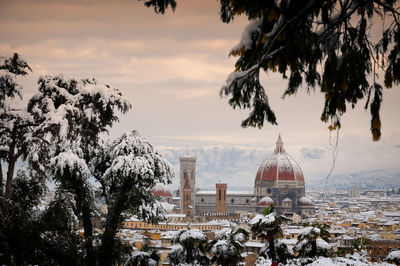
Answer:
(267, 188, 272, 194)
(219, 189, 221, 200)
(201, 198, 204, 202)
(224, 190, 226, 200)
(246, 199, 249, 203)
(231, 199, 235, 203)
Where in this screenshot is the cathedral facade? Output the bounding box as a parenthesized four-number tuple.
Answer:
(181, 135, 314, 217)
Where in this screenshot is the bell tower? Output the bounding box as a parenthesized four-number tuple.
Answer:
(183, 178, 192, 217)
(180, 155, 196, 214)
(216, 182, 227, 213)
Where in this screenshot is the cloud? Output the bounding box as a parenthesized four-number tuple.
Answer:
(300, 147, 327, 159)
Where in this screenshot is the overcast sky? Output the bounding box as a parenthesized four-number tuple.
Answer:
(1, 0, 399, 185)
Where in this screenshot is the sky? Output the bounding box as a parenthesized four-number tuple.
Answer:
(1, 0, 399, 187)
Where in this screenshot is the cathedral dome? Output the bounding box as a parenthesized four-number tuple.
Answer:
(298, 196, 313, 206)
(150, 183, 172, 198)
(255, 135, 304, 182)
(258, 196, 274, 206)
(282, 197, 292, 203)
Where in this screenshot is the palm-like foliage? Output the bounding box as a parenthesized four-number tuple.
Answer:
(209, 227, 249, 266)
(259, 239, 294, 264)
(353, 237, 372, 252)
(294, 223, 332, 258)
(386, 249, 400, 265)
(249, 205, 288, 263)
(168, 229, 210, 265)
(124, 241, 160, 266)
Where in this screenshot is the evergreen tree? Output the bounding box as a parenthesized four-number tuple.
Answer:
(168, 228, 210, 265)
(0, 54, 33, 203)
(259, 239, 294, 264)
(386, 249, 400, 265)
(27, 74, 131, 265)
(294, 223, 332, 258)
(249, 205, 288, 264)
(95, 130, 174, 265)
(209, 227, 249, 266)
(0, 57, 174, 265)
(39, 192, 85, 266)
(143, 0, 400, 141)
(124, 241, 160, 266)
(0, 171, 45, 265)
(353, 237, 372, 252)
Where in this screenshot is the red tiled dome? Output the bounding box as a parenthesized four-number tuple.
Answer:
(255, 135, 304, 182)
(150, 183, 172, 198)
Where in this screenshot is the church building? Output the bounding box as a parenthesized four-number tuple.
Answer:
(179, 135, 314, 217)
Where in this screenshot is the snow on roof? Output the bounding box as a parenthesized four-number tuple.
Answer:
(160, 201, 175, 213)
(126, 216, 140, 221)
(280, 238, 298, 246)
(166, 214, 186, 218)
(245, 241, 265, 248)
(196, 190, 253, 195)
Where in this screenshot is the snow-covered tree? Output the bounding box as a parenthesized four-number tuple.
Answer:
(259, 239, 294, 264)
(144, 0, 400, 141)
(0, 56, 174, 265)
(39, 192, 84, 265)
(26, 74, 131, 265)
(294, 224, 332, 258)
(168, 228, 210, 265)
(209, 227, 249, 266)
(386, 249, 400, 265)
(0, 170, 45, 265)
(353, 237, 372, 252)
(124, 241, 160, 266)
(95, 130, 174, 265)
(0, 53, 33, 202)
(284, 252, 392, 266)
(249, 205, 288, 263)
(15, 72, 171, 265)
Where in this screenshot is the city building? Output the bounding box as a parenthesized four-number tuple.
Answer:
(193, 135, 315, 217)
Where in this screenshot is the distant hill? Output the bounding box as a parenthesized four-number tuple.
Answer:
(308, 168, 400, 190)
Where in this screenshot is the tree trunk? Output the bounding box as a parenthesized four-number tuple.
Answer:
(98, 191, 126, 266)
(267, 234, 277, 263)
(74, 178, 95, 266)
(82, 202, 96, 266)
(311, 239, 317, 257)
(0, 162, 3, 196)
(5, 142, 16, 200)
